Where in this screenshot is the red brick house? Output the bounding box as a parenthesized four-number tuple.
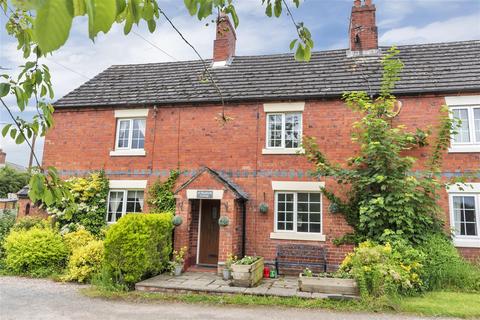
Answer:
(39, 0, 480, 271)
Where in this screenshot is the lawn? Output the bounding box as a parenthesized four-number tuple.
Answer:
(81, 287, 480, 319)
(397, 291, 480, 319)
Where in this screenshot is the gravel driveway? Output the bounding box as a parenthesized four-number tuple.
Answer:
(0, 276, 456, 320)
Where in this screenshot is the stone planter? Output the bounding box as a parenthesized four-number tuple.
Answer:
(298, 274, 359, 296)
(231, 257, 264, 287)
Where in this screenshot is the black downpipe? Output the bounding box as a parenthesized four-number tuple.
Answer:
(241, 199, 247, 257)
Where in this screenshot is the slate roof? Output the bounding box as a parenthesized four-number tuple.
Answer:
(54, 40, 480, 108)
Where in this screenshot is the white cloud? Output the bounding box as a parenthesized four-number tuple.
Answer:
(380, 14, 480, 45)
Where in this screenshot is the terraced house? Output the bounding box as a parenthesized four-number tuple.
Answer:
(33, 0, 480, 271)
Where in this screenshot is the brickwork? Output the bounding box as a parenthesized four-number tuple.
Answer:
(213, 13, 236, 62)
(42, 92, 480, 266)
(16, 198, 48, 219)
(0, 149, 5, 166)
(349, 0, 378, 52)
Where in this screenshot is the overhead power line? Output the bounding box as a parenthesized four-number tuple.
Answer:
(132, 31, 178, 62)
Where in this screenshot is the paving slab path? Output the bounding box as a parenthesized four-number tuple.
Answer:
(0, 276, 457, 320)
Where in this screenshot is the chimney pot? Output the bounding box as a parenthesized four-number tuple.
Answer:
(365, 0, 372, 6)
(354, 0, 361, 7)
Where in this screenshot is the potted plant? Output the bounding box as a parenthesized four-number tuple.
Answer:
(231, 256, 264, 287)
(298, 268, 359, 296)
(170, 246, 186, 276)
(222, 253, 237, 280)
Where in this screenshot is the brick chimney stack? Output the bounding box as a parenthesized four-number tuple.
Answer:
(213, 12, 236, 65)
(0, 149, 6, 167)
(349, 0, 379, 55)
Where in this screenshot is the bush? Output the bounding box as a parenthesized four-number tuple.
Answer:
(12, 216, 50, 231)
(49, 171, 109, 236)
(4, 227, 68, 277)
(104, 213, 173, 288)
(0, 210, 16, 249)
(339, 240, 425, 298)
(63, 228, 95, 253)
(420, 234, 480, 291)
(63, 240, 104, 283)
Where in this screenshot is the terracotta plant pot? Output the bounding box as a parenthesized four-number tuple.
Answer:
(231, 257, 264, 287)
(298, 274, 359, 296)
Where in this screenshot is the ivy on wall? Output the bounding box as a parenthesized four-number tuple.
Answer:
(147, 170, 179, 213)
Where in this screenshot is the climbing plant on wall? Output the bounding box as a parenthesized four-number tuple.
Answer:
(304, 47, 458, 245)
(147, 170, 180, 213)
(48, 171, 109, 236)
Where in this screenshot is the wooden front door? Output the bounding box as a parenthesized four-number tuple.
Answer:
(198, 200, 220, 265)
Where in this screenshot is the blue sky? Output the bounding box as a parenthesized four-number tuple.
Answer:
(0, 0, 479, 167)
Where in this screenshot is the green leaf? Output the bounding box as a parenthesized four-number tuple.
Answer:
(147, 19, 156, 33)
(15, 132, 25, 144)
(0, 83, 10, 97)
(265, 3, 272, 17)
(85, 0, 117, 39)
(273, 0, 282, 17)
(116, 0, 126, 14)
(184, 0, 197, 16)
(289, 39, 297, 51)
(34, 0, 74, 53)
(72, 0, 87, 16)
(1, 124, 12, 137)
(295, 45, 304, 61)
(10, 128, 17, 139)
(14, 87, 26, 111)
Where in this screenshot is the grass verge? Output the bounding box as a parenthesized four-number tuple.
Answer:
(81, 287, 480, 319)
(397, 291, 480, 319)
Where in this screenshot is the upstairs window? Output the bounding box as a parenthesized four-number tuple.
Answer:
(267, 113, 302, 149)
(446, 96, 480, 153)
(262, 103, 305, 155)
(110, 109, 148, 157)
(116, 118, 146, 150)
(107, 190, 144, 223)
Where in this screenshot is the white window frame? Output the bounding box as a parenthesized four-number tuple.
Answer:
(447, 183, 480, 248)
(263, 103, 305, 155)
(446, 96, 480, 153)
(110, 118, 147, 156)
(106, 189, 145, 223)
(264, 112, 304, 154)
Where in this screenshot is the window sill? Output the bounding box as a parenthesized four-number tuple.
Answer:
(262, 148, 305, 155)
(109, 149, 146, 157)
(453, 238, 480, 248)
(448, 145, 480, 153)
(270, 232, 326, 242)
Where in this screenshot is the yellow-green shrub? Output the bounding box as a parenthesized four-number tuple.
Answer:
(63, 228, 95, 253)
(339, 241, 425, 298)
(63, 240, 104, 283)
(4, 227, 68, 277)
(104, 213, 173, 288)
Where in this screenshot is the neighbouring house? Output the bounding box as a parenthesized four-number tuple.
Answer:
(32, 0, 479, 271)
(0, 148, 26, 172)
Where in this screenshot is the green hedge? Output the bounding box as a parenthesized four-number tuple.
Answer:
(4, 227, 68, 277)
(104, 213, 173, 287)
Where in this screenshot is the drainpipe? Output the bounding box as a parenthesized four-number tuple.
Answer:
(241, 199, 247, 257)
